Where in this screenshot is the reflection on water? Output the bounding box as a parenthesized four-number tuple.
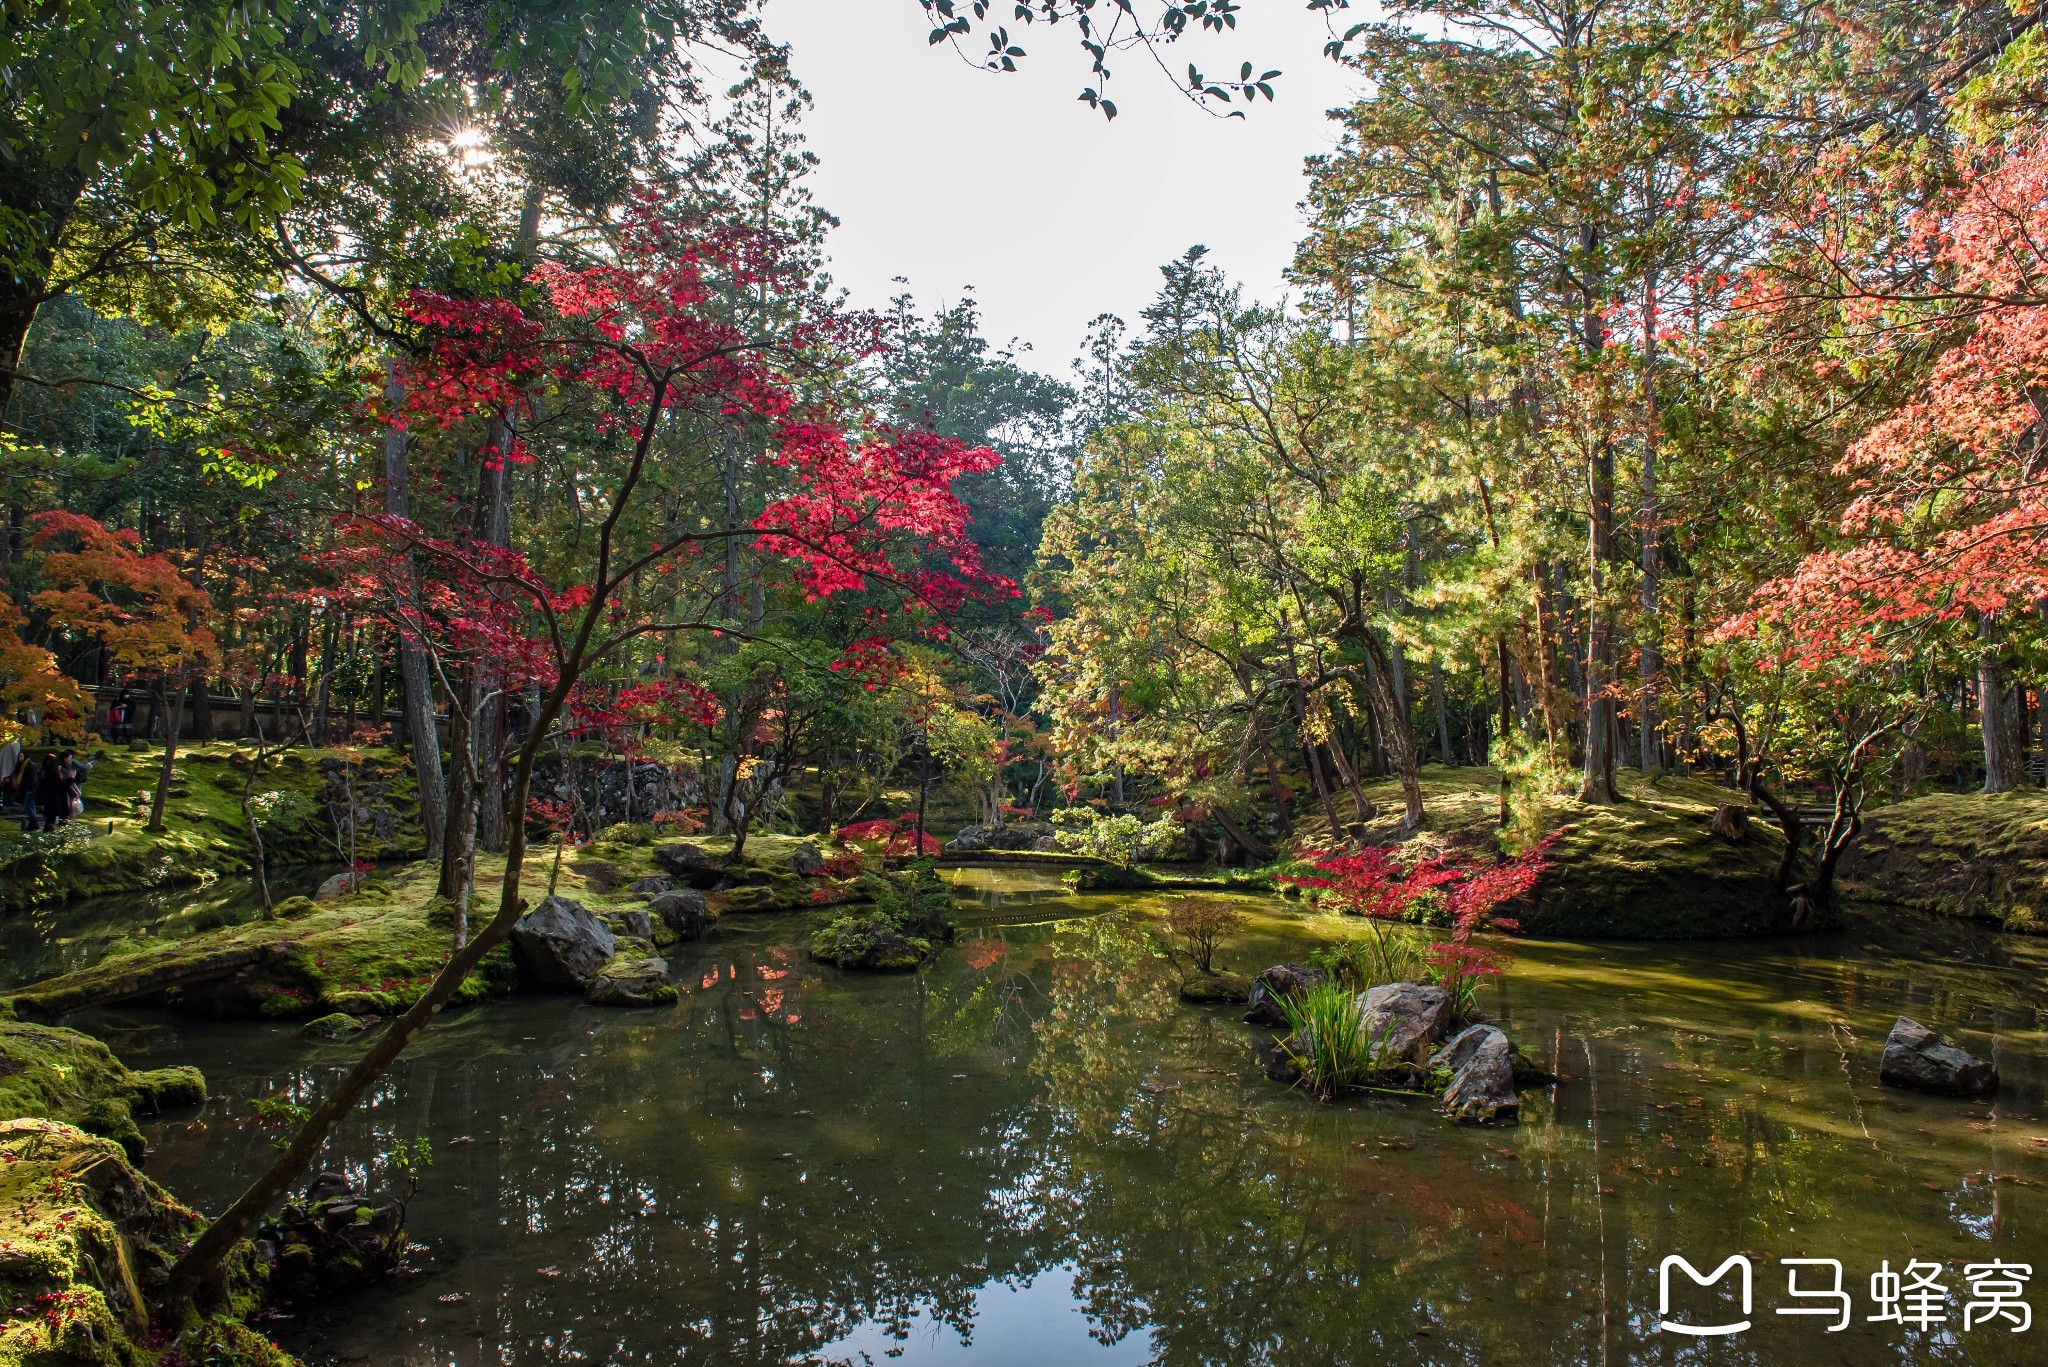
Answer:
(80, 883, 2048, 1367)
(0, 865, 336, 988)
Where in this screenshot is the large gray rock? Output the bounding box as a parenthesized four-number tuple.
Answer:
(1358, 982, 1454, 1064)
(510, 896, 617, 989)
(1243, 963, 1326, 1027)
(1879, 1016, 1997, 1096)
(1432, 1024, 1520, 1125)
(789, 843, 827, 876)
(628, 875, 676, 898)
(653, 841, 727, 889)
(649, 888, 712, 940)
(586, 955, 676, 1007)
(313, 870, 368, 902)
(945, 821, 1055, 853)
(602, 909, 654, 940)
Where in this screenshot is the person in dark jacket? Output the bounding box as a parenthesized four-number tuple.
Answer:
(36, 755, 65, 831)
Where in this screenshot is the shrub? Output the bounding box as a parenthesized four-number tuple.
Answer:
(1048, 809, 1182, 868)
(1162, 897, 1247, 975)
(1309, 929, 1426, 991)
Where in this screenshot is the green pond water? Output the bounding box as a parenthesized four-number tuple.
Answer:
(48, 867, 2048, 1365)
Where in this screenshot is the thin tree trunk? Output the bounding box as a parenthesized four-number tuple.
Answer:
(1637, 266, 1662, 774)
(386, 359, 446, 857)
(146, 686, 186, 833)
(1431, 661, 1453, 766)
(1979, 611, 2024, 792)
(1346, 624, 1424, 829)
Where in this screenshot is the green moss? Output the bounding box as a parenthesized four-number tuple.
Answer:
(129, 1066, 206, 1110)
(0, 1119, 295, 1367)
(1837, 789, 2048, 932)
(0, 743, 424, 914)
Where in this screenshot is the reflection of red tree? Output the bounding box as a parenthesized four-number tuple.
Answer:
(961, 937, 1007, 971)
(1338, 1155, 1542, 1270)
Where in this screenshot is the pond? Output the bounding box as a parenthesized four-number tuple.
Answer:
(56, 869, 2048, 1365)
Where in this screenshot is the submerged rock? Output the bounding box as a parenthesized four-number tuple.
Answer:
(265, 1168, 410, 1303)
(1432, 1024, 1520, 1125)
(653, 841, 727, 889)
(302, 1012, 369, 1040)
(1178, 971, 1252, 1004)
(510, 896, 617, 989)
(1243, 963, 1325, 1027)
(650, 888, 713, 939)
(1879, 1016, 1998, 1096)
(586, 956, 677, 1007)
(1357, 982, 1454, 1064)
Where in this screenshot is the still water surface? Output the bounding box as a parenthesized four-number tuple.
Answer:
(58, 868, 2048, 1364)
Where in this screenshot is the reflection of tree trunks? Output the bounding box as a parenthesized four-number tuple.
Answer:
(386, 359, 446, 858)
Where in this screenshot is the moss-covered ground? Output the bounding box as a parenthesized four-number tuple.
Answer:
(1267, 765, 1798, 939)
(0, 1020, 205, 1161)
(5, 829, 859, 1021)
(1837, 787, 2048, 933)
(0, 742, 422, 914)
(0, 1119, 291, 1367)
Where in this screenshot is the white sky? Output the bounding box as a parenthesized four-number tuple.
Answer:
(766, 0, 1363, 372)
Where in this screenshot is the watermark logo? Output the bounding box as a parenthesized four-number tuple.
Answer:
(1656, 1256, 2032, 1337)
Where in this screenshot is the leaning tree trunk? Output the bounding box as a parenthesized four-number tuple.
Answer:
(1344, 624, 1424, 829)
(1979, 612, 2025, 793)
(167, 680, 568, 1306)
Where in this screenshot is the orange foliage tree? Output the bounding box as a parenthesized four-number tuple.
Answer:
(28, 512, 220, 831)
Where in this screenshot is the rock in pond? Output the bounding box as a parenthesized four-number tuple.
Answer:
(1179, 971, 1252, 1004)
(510, 896, 618, 989)
(266, 1169, 409, 1302)
(628, 875, 676, 898)
(586, 956, 677, 1007)
(1432, 1024, 1520, 1125)
(649, 888, 713, 940)
(1879, 1016, 1997, 1096)
(653, 841, 727, 889)
(1358, 982, 1454, 1064)
(1243, 963, 1326, 1027)
(301, 1012, 370, 1040)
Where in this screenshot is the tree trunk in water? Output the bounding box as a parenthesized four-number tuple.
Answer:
(167, 692, 563, 1306)
(1979, 612, 2025, 792)
(385, 359, 446, 857)
(146, 687, 186, 833)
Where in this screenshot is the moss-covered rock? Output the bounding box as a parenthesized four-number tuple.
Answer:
(1177, 971, 1252, 1004)
(1837, 789, 2048, 932)
(0, 1119, 293, 1367)
(0, 1022, 206, 1161)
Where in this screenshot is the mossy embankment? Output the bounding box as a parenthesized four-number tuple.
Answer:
(0, 1119, 289, 1367)
(1837, 788, 2048, 933)
(1268, 765, 2048, 939)
(5, 829, 857, 1021)
(0, 742, 422, 914)
(1273, 765, 1795, 939)
(0, 1019, 205, 1161)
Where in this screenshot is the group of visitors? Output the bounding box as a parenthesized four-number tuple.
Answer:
(0, 739, 91, 833)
